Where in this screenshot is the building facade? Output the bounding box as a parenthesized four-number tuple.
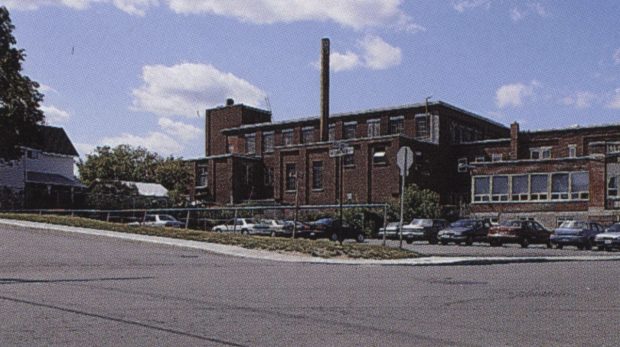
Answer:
(0, 125, 83, 209)
(466, 122, 620, 226)
(188, 99, 509, 208)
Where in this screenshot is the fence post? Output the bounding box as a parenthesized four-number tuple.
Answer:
(185, 210, 190, 229)
(233, 208, 238, 233)
(382, 204, 388, 246)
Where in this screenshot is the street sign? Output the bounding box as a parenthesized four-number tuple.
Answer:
(397, 146, 414, 176)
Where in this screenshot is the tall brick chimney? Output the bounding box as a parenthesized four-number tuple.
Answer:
(510, 122, 519, 160)
(320, 38, 330, 142)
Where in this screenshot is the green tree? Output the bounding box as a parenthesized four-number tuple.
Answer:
(0, 6, 45, 160)
(77, 145, 191, 206)
(388, 183, 442, 222)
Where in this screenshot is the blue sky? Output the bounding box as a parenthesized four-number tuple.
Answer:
(5, 0, 620, 159)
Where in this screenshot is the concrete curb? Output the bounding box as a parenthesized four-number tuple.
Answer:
(3, 218, 620, 266)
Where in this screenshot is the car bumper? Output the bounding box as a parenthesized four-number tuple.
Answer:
(594, 238, 620, 248)
(438, 234, 468, 242)
(403, 232, 427, 241)
(550, 235, 587, 245)
(487, 234, 519, 243)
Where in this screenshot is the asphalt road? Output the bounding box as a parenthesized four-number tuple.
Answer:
(1, 224, 619, 346)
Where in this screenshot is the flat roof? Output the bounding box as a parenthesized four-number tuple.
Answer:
(220, 100, 508, 134)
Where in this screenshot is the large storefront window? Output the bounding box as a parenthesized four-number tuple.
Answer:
(551, 173, 569, 200)
(571, 172, 589, 199)
(473, 177, 490, 202)
(530, 174, 548, 200)
(511, 175, 528, 201)
(491, 176, 509, 201)
(472, 171, 589, 203)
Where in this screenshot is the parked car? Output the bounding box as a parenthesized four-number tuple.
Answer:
(550, 220, 605, 250)
(281, 220, 314, 238)
(401, 219, 448, 244)
(127, 214, 184, 228)
(306, 217, 365, 242)
(377, 222, 400, 240)
(594, 223, 620, 251)
(487, 220, 552, 248)
(211, 218, 270, 235)
(259, 219, 286, 237)
(437, 219, 491, 245)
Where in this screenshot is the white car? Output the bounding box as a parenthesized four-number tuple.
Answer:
(377, 222, 400, 240)
(127, 214, 184, 228)
(259, 219, 287, 237)
(212, 218, 270, 235)
(594, 223, 620, 251)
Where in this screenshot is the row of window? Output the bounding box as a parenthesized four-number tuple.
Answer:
(472, 172, 589, 203)
(243, 117, 406, 154)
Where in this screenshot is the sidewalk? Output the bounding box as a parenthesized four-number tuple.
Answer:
(3, 218, 620, 266)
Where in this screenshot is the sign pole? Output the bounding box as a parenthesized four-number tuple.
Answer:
(399, 153, 406, 249)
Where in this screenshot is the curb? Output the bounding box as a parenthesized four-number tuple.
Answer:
(3, 219, 620, 266)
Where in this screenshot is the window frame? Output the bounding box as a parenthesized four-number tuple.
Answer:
(311, 161, 323, 190)
(343, 121, 357, 140)
(372, 147, 387, 165)
(262, 131, 274, 153)
(301, 126, 315, 144)
(281, 129, 294, 146)
(367, 119, 381, 138)
(285, 163, 296, 191)
(244, 133, 256, 154)
(389, 115, 404, 135)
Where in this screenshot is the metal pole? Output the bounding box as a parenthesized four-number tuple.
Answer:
(382, 204, 388, 246)
(184, 210, 190, 229)
(399, 154, 407, 249)
(293, 172, 300, 239)
(339, 155, 344, 244)
(233, 208, 238, 234)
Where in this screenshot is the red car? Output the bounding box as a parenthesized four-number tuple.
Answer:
(487, 220, 552, 248)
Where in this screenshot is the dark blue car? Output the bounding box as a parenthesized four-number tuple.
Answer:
(550, 220, 605, 250)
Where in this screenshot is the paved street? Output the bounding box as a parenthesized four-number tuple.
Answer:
(1, 224, 620, 346)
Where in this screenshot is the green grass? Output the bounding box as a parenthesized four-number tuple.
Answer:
(0, 213, 419, 260)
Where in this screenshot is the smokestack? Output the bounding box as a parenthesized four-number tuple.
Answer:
(320, 38, 330, 142)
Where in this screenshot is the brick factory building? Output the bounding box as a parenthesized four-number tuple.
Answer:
(187, 38, 620, 227)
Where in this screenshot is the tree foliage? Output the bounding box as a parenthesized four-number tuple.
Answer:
(388, 183, 442, 222)
(0, 6, 45, 160)
(77, 145, 192, 206)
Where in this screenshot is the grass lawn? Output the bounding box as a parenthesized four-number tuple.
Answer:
(0, 213, 419, 260)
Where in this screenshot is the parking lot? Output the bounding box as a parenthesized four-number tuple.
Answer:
(364, 239, 619, 257)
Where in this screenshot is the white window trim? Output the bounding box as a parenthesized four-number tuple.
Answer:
(568, 144, 577, 158)
(457, 158, 468, 173)
(491, 153, 503, 162)
(471, 171, 589, 204)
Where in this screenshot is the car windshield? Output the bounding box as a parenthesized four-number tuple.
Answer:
(607, 224, 620, 232)
(559, 221, 586, 229)
(451, 220, 475, 227)
(410, 219, 433, 227)
(315, 218, 333, 224)
(243, 218, 256, 224)
(158, 215, 175, 221)
(499, 220, 522, 227)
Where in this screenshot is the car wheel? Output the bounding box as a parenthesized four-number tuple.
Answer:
(241, 229, 249, 235)
(556, 244, 563, 249)
(330, 233, 339, 242)
(455, 241, 461, 246)
(596, 245, 604, 251)
(429, 237, 438, 245)
(546, 241, 552, 249)
(520, 238, 529, 248)
(406, 239, 413, 244)
(489, 239, 498, 247)
(440, 240, 448, 245)
(465, 237, 473, 246)
(356, 234, 365, 243)
(577, 244, 584, 250)
(584, 239, 592, 250)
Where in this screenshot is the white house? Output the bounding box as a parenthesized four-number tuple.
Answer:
(0, 125, 83, 209)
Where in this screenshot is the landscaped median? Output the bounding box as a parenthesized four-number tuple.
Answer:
(0, 213, 419, 260)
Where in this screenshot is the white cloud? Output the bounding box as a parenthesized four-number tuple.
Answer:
(40, 104, 71, 124)
(4, 0, 157, 16)
(74, 142, 97, 157)
(166, 0, 423, 32)
(559, 91, 597, 109)
(330, 51, 362, 72)
(613, 48, 620, 65)
(495, 81, 539, 108)
(359, 35, 402, 70)
(158, 117, 202, 142)
(452, 0, 491, 13)
(101, 132, 183, 155)
(316, 35, 401, 72)
(607, 89, 620, 109)
(131, 63, 267, 117)
(510, 7, 524, 21)
(38, 83, 58, 94)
